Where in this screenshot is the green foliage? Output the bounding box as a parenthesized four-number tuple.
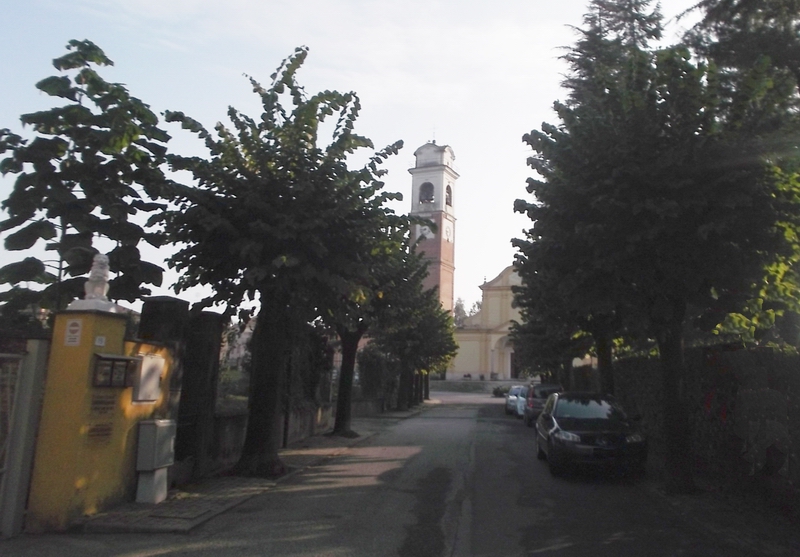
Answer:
(492, 385, 510, 398)
(513, 0, 800, 491)
(0, 39, 169, 313)
(162, 46, 403, 320)
(515, 0, 800, 351)
(357, 342, 401, 400)
(371, 275, 458, 408)
(685, 0, 800, 93)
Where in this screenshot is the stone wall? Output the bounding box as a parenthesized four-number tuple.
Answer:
(206, 403, 334, 474)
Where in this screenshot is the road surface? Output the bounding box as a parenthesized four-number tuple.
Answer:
(4, 391, 800, 556)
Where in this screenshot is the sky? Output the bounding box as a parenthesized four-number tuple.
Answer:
(0, 0, 700, 311)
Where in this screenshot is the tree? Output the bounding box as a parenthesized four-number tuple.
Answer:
(685, 0, 800, 92)
(509, 258, 594, 382)
(514, 0, 800, 492)
(161, 47, 402, 476)
(326, 223, 419, 437)
(453, 297, 468, 327)
(0, 40, 168, 319)
(513, 0, 663, 395)
(371, 267, 457, 410)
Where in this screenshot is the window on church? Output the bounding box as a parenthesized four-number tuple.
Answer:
(446, 185, 452, 206)
(419, 182, 434, 203)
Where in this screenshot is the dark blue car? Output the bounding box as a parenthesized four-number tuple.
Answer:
(535, 392, 647, 476)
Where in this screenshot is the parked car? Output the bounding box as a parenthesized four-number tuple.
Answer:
(504, 385, 524, 415)
(535, 392, 647, 476)
(514, 385, 529, 418)
(523, 383, 563, 427)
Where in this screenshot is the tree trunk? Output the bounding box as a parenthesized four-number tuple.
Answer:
(423, 373, 430, 400)
(397, 365, 413, 411)
(234, 298, 290, 477)
(596, 332, 615, 396)
(332, 327, 363, 437)
(411, 372, 421, 407)
(656, 298, 696, 494)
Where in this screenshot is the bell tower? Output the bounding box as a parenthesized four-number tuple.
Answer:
(409, 142, 458, 312)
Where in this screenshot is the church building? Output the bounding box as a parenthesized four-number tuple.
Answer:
(407, 142, 519, 380)
(448, 266, 521, 380)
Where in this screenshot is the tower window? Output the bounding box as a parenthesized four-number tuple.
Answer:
(419, 182, 434, 204)
(446, 185, 452, 206)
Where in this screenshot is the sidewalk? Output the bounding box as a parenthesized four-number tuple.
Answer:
(81, 406, 428, 534)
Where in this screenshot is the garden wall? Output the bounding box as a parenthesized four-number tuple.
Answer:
(614, 346, 800, 511)
(206, 403, 334, 473)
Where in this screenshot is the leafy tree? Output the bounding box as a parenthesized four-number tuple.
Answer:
(685, 0, 800, 91)
(327, 224, 426, 437)
(357, 342, 401, 403)
(509, 260, 593, 381)
(453, 297, 468, 327)
(514, 0, 800, 492)
(161, 47, 402, 476)
(0, 40, 168, 319)
(372, 270, 457, 410)
(469, 300, 482, 316)
(513, 0, 663, 395)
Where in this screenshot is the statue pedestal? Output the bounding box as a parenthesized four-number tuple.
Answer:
(66, 299, 119, 313)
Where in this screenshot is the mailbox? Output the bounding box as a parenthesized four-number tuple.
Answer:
(136, 419, 176, 471)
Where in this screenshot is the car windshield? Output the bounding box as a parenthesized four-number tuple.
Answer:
(519, 387, 529, 398)
(553, 398, 627, 420)
(534, 386, 561, 398)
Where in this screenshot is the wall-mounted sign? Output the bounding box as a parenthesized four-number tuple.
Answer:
(65, 319, 82, 346)
(86, 423, 113, 444)
(90, 393, 117, 415)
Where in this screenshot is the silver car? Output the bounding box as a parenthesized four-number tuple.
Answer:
(504, 385, 524, 415)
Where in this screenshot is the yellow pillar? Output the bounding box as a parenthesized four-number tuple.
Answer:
(26, 310, 173, 532)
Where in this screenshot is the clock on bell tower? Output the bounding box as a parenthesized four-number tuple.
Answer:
(409, 142, 458, 312)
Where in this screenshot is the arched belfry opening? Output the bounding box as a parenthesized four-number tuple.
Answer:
(445, 185, 453, 206)
(419, 182, 434, 204)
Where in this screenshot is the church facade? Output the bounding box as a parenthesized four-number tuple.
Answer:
(448, 266, 521, 380)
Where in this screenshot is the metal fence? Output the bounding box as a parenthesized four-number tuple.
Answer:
(0, 354, 23, 490)
(0, 340, 49, 538)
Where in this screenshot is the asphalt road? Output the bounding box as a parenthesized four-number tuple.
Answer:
(5, 391, 800, 556)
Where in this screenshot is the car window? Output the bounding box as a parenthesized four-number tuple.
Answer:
(553, 398, 627, 420)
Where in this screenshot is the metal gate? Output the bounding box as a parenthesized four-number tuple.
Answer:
(0, 340, 49, 538)
(0, 354, 23, 488)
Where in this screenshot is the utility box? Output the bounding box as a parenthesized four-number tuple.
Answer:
(136, 419, 175, 504)
(136, 419, 176, 471)
(132, 354, 165, 403)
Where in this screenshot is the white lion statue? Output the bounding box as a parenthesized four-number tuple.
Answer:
(84, 254, 110, 301)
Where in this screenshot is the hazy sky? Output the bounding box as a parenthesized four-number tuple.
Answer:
(0, 0, 699, 310)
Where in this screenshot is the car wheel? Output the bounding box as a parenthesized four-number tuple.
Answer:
(536, 436, 546, 460)
(547, 442, 564, 476)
